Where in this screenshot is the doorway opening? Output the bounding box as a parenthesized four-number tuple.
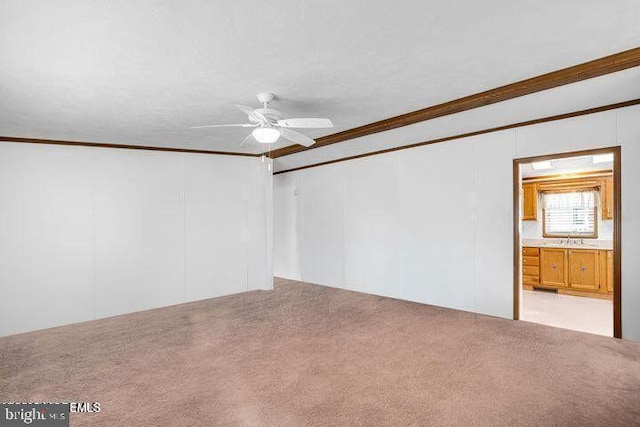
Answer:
(513, 147, 621, 338)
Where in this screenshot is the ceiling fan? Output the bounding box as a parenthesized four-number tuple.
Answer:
(190, 92, 333, 147)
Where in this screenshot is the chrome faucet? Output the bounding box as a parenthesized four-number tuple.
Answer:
(562, 235, 584, 245)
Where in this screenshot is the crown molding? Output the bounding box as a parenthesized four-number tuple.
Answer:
(0, 136, 260, 157)
(273, 99, 640, 175)
(268, 47, 640, 159)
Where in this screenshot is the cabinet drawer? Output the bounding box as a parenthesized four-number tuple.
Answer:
(523, 266, 539, 276)
(522, 256, 540, 266)
(523, 275, 539, 285)
(523, 247, 540, 256)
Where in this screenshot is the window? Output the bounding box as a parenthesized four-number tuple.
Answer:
(543, 190, 597, 237)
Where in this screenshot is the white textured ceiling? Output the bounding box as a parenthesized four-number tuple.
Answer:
(1, 0, 639, 154)
(521, 154, 613, 178)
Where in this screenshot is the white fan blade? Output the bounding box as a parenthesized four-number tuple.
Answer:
(280, 128, 316, 147)
(235, 104, 256, 115)
(190, 123, 256, 129)
(239, 132, 253, 148)
(235, 105, 268, 124)
(277, 118, 333, 128)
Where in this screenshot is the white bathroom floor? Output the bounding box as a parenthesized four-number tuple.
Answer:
(521, 290, 613, 336)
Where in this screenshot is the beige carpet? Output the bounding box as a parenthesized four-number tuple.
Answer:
(1, 278, 640, 426)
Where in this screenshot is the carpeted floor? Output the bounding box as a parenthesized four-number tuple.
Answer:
(1, 278, 640, 426)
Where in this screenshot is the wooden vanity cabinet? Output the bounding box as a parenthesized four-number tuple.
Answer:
(599, 250, 614, 293)
(568, 249, 600, 291)
(536, 247, 613, 297)
(521, 247, 539, 288)
(540, 248, 568, 288)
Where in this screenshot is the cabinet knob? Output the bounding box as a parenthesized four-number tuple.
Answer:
(552, 265, 557, 269)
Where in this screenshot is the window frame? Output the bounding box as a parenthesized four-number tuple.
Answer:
(541, 189, 599, 239)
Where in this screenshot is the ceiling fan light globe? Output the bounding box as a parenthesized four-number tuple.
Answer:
(252, 127, 280, 143)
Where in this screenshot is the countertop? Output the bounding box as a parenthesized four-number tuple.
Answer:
(522, 238, 613, 251)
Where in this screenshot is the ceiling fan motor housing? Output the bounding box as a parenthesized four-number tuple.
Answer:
(252, 108, 284, 124)
(256, 92, 276, 105)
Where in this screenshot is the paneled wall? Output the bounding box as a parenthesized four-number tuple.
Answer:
(274, 104, 640, 341)
(0, 143, 272, 336)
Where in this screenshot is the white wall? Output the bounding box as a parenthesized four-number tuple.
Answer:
(0, 143, 272, 337)
(274, 104, 640, 341)
(273, 173, 301, 280)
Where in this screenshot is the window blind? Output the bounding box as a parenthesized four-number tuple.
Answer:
(543, 191, 596, 236)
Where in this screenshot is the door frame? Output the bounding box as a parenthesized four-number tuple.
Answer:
(513, 146, 622, 338)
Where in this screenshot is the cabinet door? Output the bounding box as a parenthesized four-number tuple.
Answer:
(540, 248, 567, 288)
(606, 251, 614, 292)
(522, 183, 538, 221)
(599, 251, 608, 293)
(569, 249, 600, 291)
(602, 176, 614, 220)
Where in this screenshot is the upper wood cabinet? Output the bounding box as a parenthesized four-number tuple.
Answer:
(522, 183, 538, 221)
(540, 248, 567, 288)
(568, 249, 600, 291)
(602, 176, 614, 220)
(522, 173, 613, 222)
